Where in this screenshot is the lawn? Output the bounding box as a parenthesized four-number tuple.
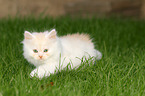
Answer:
(0, 17, 145, 96)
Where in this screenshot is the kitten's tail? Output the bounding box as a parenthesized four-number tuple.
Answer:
(96, 50, 102, 60)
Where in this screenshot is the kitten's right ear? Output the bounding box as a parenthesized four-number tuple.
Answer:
(24, 31, 34, 39)
(45, 29, 57, 39)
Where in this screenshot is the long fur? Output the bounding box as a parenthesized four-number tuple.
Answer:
(22, 29, 102, 78)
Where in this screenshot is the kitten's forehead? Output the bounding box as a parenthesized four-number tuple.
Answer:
(31, 32, 50, 44)
(23, 32, 53, 48)
(32, 32, 47, 39)
(33, 32, 52, 47)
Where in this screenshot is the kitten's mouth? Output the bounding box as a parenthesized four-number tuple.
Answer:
(39, 58, 44, 60)
(37, 59, 45, 63)
(38, 57, 46, 61)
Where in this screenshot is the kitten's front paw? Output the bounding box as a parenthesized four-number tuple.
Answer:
(30, 69, 37, 78)
(30, 68, 50, 79)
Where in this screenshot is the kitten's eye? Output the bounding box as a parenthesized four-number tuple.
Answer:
(33, 49, 38, 53)
(44, 49, 48, 52)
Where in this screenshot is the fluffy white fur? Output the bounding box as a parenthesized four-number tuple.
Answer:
(22, 29, 102, 78)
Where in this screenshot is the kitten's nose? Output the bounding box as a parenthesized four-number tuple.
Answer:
(39, 55, 43, 59)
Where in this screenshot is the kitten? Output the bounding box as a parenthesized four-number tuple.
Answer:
(22, 29, 102, 78)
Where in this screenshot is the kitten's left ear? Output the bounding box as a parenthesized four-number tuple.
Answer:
(24, 31, 35, 39)
(46, 29, 57, 39)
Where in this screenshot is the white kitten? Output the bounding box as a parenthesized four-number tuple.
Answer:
(22, 29, 102, 78)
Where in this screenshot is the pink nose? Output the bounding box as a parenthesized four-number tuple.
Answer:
(39, 56, 43, 59)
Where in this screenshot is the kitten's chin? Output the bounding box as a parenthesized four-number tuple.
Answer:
(38, 57, 49, 63)
(38, 58, 45, 62)
(35, 59, 46, 66)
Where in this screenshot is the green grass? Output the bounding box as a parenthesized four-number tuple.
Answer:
(0, 17, 145, 96)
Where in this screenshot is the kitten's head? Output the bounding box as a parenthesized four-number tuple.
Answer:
(22, 29, 60, 66)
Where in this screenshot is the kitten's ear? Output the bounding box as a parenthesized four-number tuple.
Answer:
(46, 29, 57, 39)
(24, 31, 34, 39)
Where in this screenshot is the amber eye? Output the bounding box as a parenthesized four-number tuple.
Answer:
(33, 49, 38, 53)
(44, 49, 48, 52)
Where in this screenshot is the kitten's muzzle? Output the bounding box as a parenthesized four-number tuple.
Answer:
(39, 55, 43, 59)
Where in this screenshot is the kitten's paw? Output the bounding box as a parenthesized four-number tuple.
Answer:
(30, 69, 37, 78)
(30, 68, 50, 79)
